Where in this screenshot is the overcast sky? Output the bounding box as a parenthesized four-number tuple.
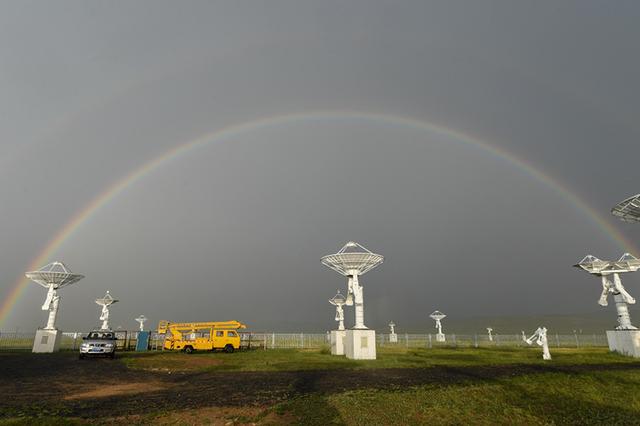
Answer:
(2, 1, 640, 332)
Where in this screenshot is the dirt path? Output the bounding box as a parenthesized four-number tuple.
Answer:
(1, 352, 639, 418)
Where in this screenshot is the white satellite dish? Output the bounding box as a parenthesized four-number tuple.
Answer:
(430, 310, 447, 342)
(575, 253, 640, 330)
(26, 262, 84, 353)
(322, 241, 383, 360)
(328, 290, 347, 331)
(26, 262, 84, 331)
(321, 241, 383, 330)
(523, 326, 551, 360)
(388, 321, 398, 343)
(135, 315, 148, 332)
(95, 291, 119, 331)
(612, 194, 640, 223)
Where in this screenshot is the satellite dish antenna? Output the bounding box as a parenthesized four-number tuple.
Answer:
(388, 321, 398, 343)
(321, 241, 383, 330)
(574, 253, 640, 330)
(26, 262, 84, 331)
(322, 241, 383, 360)
(523, 326, 551, 360)
(25, 262, 84, 353)
(135, 315, 148, 332)
(328, 290, 347, 331)
(487, 327, 493, 342)
(612, 194, 640, 223)
(95, 291, 119, 331)
(430, 310, 447, 342)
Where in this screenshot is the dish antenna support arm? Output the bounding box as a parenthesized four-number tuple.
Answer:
(348, 272, 366, 329)
(42, 286, 60, 330)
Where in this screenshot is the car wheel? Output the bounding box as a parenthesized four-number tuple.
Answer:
(184, 346, 194, 354)
(225, 344, 234, 353)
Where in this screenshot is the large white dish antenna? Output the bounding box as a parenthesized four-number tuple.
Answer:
(321, 241, 384, 276)
(26, 262, 84, 290)
(26, 262, 84, 330)
(322, 242, 384, 330)
(612, 194, 640, 223)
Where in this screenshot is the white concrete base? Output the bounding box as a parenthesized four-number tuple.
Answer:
(606, 330, 640, 357)
(345, 329, 376, 360)
(330, 330, 346, 355)
(436, 333, 446, 343)
(389, 333, 398, 343)
(32, 329, 61, 353)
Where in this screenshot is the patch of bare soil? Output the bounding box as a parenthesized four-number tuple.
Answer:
(107, 406, 294, 426)
(65, 381, 167, 400)
(141, 354, 224, 372)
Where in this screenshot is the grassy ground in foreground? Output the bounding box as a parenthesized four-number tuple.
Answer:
(1, 347, 640, 425)
(119, 345, 631, 372)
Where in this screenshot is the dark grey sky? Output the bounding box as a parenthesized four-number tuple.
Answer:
(2, 1, 640, 332)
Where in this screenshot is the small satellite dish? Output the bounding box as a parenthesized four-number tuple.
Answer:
(95, 291, 119, 331)
(329, 290, 347, 331)
(135, 315, 148, 332)
(430, 310, 447, 342)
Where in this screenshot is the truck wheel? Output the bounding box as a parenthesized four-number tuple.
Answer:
(224, 344, 234, 353)
(184, 346, 194, 354)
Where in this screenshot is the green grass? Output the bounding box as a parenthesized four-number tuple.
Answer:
(120, 346, 636, 372)
(4, 347, 640, 425)
(276, 368, 640, 425)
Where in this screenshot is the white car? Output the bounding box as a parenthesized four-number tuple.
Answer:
(79, 330, 117, 359)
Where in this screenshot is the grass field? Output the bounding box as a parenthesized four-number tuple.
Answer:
(1, 347, 640, 425)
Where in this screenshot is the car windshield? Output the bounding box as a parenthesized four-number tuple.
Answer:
(87, 332, 114, 339)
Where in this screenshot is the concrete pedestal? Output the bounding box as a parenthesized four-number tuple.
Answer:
(345, 329, 376, 360)
(436, 333, 446, 343)
(330, 330, 346, 355)
(32, 329, 61, 353)
(606, 330, 640, 357)
(389, 333, 398, 343)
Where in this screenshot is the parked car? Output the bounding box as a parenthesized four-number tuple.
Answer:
(79, 330, 117, 359)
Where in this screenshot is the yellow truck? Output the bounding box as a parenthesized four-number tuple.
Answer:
(158, 320, 247, 353)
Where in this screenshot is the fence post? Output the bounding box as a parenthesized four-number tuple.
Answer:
(574, 332, 579, 348)
(272, 333, 275, 349)
(452, 334, 457, 347)
(405, 333, 409, 348)
(474, 334, 478, 348)
(496, 334, 500, 346)
(555, 333, 560, 348)
(300, 333, 304, 349)
(428, 333, 432, 348)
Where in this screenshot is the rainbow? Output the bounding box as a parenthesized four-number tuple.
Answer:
(1, 110, 635, 327)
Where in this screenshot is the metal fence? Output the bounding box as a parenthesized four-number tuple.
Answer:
(0, 331, 609, 352)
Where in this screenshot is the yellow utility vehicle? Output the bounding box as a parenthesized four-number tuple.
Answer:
(158, 320, 247, 353)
